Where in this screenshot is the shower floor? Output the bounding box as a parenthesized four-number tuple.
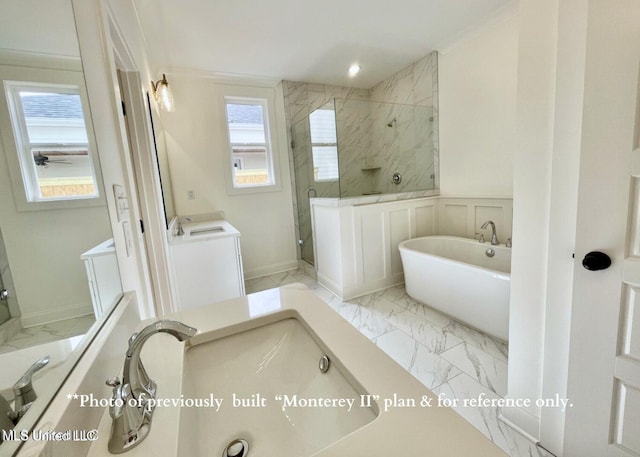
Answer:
(0, 314, 95, 354)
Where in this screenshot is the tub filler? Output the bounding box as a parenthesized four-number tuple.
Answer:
(399, 236, 510, 341)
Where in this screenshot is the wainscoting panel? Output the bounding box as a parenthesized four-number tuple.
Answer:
(438, 197, 513, 241)
(312, 196, 512, 299)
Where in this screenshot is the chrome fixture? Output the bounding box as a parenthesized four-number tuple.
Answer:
(392, 172, 402, 185)
(506, 238, 512, 248)
(175, 216, 193, 236)
(480, 220, 499, 245)
(486, 248, 496, 258)
(319, 355, 330, 373)
(386, 117, 397, 127)
(0, 289, 8, 301)
(0, 355, 50, 425)
(106, 320, 197, 454)
(475, 233, 485, 243)
(223, 438, 249, 457)
(150, 74, 175, 112)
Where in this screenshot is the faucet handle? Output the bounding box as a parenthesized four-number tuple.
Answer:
(11, 355, 50, 421)
(106, 377, 127, 420)
(475, 232, 485, 243)
(106, 376, 121, 388)
(14, 355, 50, 392)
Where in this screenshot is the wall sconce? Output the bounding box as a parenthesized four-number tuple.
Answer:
(151, 73, 175, 112)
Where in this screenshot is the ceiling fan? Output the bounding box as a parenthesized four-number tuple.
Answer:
(33, 152, 71, 167)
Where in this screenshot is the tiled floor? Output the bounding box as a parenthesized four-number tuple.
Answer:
(246, 270, 550, 457)
(0, 314, 95, 354)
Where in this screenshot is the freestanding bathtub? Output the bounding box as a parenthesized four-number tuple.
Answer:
(398, 236, 510, 341)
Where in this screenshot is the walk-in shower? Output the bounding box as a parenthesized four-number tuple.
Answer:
(291, 97, 437, 264)
(0, 228, 20, 343)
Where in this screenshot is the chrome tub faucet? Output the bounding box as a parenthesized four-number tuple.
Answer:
(480, 220, 500, 246)
(175, 216, 192, 236)
(106, 320, 197, 454)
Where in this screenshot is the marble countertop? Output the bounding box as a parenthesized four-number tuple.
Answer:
(80, 239, 115, 259)
(167, 217, 240, 244)
(86, 284, 506, 456)
(310, 190, 438, 207)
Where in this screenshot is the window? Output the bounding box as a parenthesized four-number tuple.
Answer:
(309, 108, 338, 181)
(4, 81, 99, 202)
(224, 98, 275, 189)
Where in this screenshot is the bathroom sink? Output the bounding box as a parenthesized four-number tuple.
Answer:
(189, 226, 224, 236)
(178, 317, 377, 456)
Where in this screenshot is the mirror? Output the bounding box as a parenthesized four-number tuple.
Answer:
(146, 92, 176, 228)
(0, 0, 123, 448)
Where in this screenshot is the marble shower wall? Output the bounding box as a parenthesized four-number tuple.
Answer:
(282, 51, 439, 261)
(369, 53, 439, 194)
(283, 51, 439, 200)
(283, 81, 369, 260)
(0, 226, 20, 324)
(334, 98, 377, 197)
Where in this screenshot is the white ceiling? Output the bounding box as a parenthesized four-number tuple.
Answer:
(133, 0, 513, 89)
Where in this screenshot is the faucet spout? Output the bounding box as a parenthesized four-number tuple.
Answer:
(108, 320, 196, 454)
(480, 220, 499, 246)
(123, 321, 196, 402)
(175, 216, 192, 236)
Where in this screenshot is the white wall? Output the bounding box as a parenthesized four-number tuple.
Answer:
(0, 137, 111, 325)
(504, 0, 558, 441)
(438, 9, 518, 197)
(163, 74, 298, 279)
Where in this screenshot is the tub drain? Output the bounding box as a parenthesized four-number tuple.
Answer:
(223, 439, 249, 457)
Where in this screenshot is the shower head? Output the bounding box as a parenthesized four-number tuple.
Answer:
(386, 117, 397, 127)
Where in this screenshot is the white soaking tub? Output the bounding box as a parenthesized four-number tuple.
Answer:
(398, 236, 510, 340)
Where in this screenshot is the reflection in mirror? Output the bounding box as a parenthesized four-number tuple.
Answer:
(0, 0, 123, 448)
(146, 92, 175, 229)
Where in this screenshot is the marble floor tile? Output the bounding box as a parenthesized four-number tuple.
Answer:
(0, 314, 95, 352)
(388, 309, 463, 353)
(337, 297, 400, 339)
(409, 343, 463, 390)
(373, 329, 418, 368)
(245, 276, 278, 294)
(433, 373, 547, 457)
(439, 342, 508, 396)
(445, 319, 509, 363)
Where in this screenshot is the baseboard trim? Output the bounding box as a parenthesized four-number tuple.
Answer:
(244, 260, 300, 280)
(499, 403, 540, 443)
(21, 304, 93, 328)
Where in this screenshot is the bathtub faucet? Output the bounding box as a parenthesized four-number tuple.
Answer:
(480, 220, 499, 246)
(106, 320, 197, 454)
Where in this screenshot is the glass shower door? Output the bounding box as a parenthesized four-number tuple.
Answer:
(291, 118, 315, 265)
(0, 268, 9, 326)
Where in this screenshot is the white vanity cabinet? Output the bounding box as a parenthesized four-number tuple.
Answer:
(169, 219, 245, 311)
(81, 239, 121, 319)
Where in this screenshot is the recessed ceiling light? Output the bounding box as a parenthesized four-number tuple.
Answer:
(348, 64, 361, 77)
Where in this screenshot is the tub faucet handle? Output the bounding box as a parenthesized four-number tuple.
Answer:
(506, 238, 512, 248)
(475, 232, 485, 243)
